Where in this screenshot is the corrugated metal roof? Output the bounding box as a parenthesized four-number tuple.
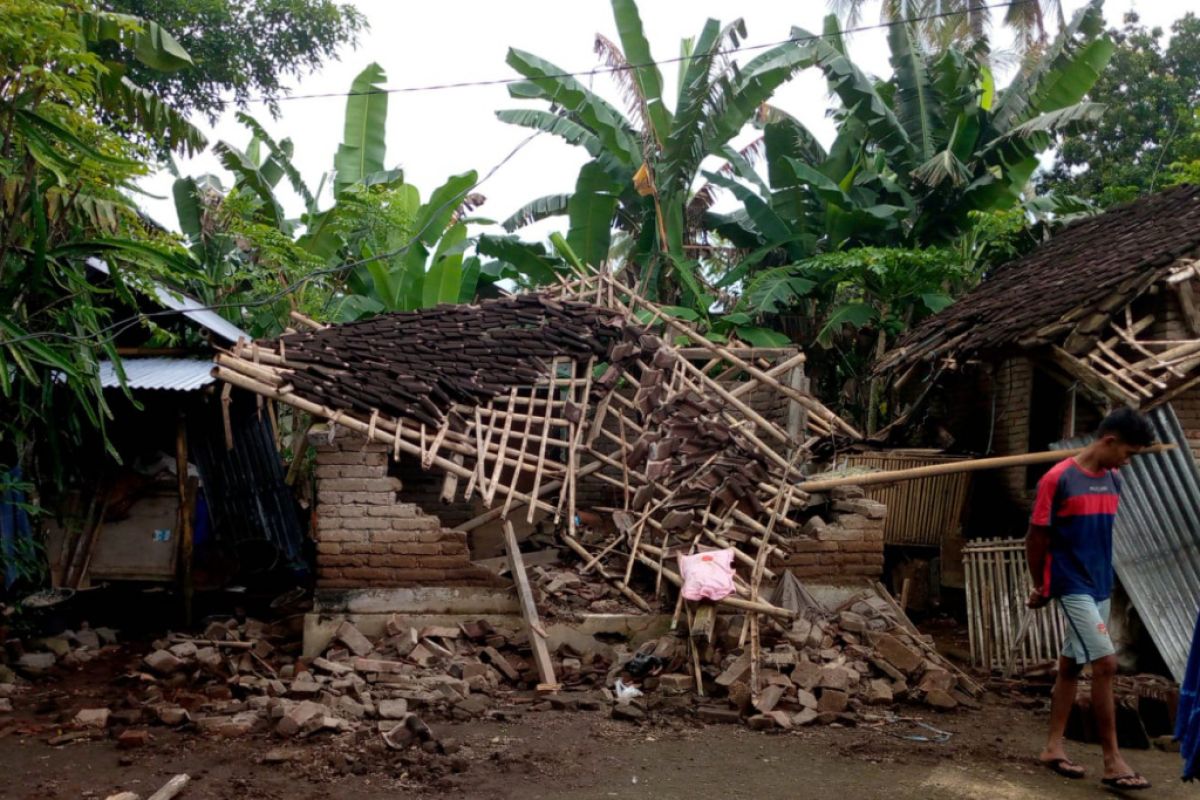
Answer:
(86, 257, 249, 344)
(99, 358, 215, 391)
(1056, 405, 1200, 682)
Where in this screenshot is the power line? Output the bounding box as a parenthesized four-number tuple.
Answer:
(215, 0, 1032, 107)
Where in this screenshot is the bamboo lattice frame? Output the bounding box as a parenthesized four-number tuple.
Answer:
(963, 537, 1065, 672)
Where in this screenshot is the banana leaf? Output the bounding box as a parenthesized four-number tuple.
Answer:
(334, 63, 389, 196)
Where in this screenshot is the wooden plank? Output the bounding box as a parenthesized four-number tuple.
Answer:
(503, 520, 557, 689)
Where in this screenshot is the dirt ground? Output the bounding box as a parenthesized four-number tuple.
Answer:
(0, 693, 1191, 800)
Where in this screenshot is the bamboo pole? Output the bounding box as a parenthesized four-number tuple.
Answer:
(802, 443, 1176, 493)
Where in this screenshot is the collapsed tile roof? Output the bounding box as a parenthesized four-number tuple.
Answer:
(879, 185, 1200, 376)
(264, 295, 627, 428)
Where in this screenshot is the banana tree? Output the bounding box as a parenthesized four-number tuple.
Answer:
(711, 3, 1112, 262)
(496, 0, 818, 310)
(172, 64, 507, 330)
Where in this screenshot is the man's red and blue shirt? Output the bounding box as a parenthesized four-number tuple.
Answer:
(1031, 457, 1122, 601)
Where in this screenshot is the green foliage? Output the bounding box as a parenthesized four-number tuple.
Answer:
(497, 0, 814, 305)
(1041, 12, 1200, 206)
(175, 64, 507, 331)
(0, 0, 205, 498)
(98, 0, 366, 123)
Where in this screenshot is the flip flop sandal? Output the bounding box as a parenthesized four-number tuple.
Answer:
(1101, 773, 1152, 791)
(1041, 758, 1086, 779)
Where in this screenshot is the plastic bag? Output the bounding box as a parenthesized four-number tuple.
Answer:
(677, 548, 736, 601)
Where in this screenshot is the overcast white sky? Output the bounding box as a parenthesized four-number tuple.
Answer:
(140, 0, 1198, 239)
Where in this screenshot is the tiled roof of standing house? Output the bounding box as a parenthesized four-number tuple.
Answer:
(879, 185, 1200, 386)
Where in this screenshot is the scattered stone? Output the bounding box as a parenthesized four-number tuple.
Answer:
(262, 747, 299, 764)
(697, 706, 742, 724)
(334, 621, 373, 658)
(75, 708, 111, 728)
(792, 708, 819, 726)
(817, 666, 852, 691)
(870, 633, 922, 674)
(924, 689, 958, 711)
(455, 696, 490, 716)
(791, 660, 821, 691)
(378, 699, 409, 719)
(866, 680, 893, 706)
(611, 703, 645, 722)
(754, 685, 785, 714)
(117, 729, 149, 749)
(659, 673, 695, 694)
(16, 652, 56, 672)
(817, 689, 848, 714)
(746, 714, 776, 731)
(39, 637, 71, 658)
(276, 701, 325, 737)
(917, 667, 955, 694)
(143, 650, 186, 675)
(169, 642, 198, 660)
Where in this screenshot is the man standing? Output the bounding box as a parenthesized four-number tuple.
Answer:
(1026, 407, 1155, 791)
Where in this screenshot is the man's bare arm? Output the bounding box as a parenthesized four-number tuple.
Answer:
(1025, 524, 1051, 608)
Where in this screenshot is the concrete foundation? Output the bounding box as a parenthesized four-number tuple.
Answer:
(303, 586, 674, 657)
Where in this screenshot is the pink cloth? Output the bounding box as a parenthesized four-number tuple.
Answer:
(677, 549, 736, 601)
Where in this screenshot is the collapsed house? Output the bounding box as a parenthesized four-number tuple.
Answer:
(875, 185, 1200, 681)
(212, 270, 980, 725)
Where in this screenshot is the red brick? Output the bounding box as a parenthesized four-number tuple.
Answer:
(789, 540, 839, 554)
(387, 542, 443, 556)
(839, 541, 883, 553)
(316, 542, 342, 555)
(340, 567, 399, 581)
(322, 554, 368, 567)
(316, 530, 367, 544)
(371, 530, 420, 544)
(391, 518, 440, 531)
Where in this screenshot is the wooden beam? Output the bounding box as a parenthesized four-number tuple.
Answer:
(503, 521, 558, 691)
(176, 414, 194, 626)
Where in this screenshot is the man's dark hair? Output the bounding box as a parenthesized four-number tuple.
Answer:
(1098, 407, 1156, 447)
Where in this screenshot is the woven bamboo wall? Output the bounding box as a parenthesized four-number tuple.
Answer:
(840, 451, 972, 546)
(963, 537, 1065, 672)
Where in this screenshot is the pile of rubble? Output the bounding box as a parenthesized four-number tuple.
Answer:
(47, 614, 614, 746)
(608, 587, 980, 730)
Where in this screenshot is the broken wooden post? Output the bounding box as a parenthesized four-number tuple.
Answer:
(503, 520, 559, 692)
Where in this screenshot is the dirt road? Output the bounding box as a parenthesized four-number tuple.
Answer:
(0, 698, 1189, 799)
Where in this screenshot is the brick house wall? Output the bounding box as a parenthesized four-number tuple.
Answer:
(311, 430, 503, 589)
(773, 495, 886, 580)
(990, 354, 1034, 505)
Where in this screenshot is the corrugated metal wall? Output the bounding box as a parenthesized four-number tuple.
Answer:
(189, 396, 306, 575)
(1057, 405, 1200, 681)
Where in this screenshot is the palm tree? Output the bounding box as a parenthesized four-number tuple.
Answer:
(829, 0, 1066, 56)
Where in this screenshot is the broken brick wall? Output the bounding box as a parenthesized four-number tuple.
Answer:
(311, 430, 502, 589)
(774, 495, 885, 580)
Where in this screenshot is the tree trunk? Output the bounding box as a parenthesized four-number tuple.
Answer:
(866, 328, 888, 436)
